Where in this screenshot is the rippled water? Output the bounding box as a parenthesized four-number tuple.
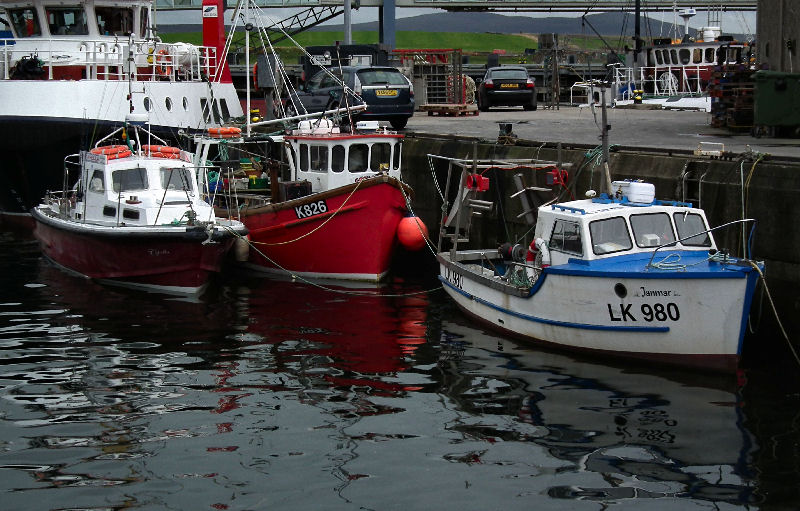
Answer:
(1, 231, 798, 510)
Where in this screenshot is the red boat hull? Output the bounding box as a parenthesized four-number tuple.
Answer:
(236, 176, 411, 282)
(33, 214, 237, 293)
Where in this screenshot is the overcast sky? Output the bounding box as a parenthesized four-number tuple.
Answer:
(157, 6, 757, 36)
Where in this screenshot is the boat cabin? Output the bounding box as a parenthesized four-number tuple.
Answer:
(1, 0, 151, 39)
(283, 120, 403, 193)
(72, 148, 214, 226)
(534, 182, 715, 267)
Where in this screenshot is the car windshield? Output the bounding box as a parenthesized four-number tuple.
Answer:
(490, 69, 528, 80)
(357, 69, 407, 86)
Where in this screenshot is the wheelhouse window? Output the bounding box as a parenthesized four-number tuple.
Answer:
(112, 167, 148, 192)
(8, 8, 41, 37)
(331, 145, 345, 173)
(139, 7, 149, 38)
(549, 219, 583, 255)
(370, 143, 392, 172)
(670, 49, 678, 65)
(692, 48, 703, 64)
(309, 145, 328, 172)
(393, 142, 401, 170)
(590, 217, 632, 255)
(89, 170, 105, 192)
(46, 7, 88, 36)
(160, 167, 193, 192)
(630, 212, 675, 248)
(348, 144, 368, 173)
(673, 212, 711, 247)
(95, 7, 134, 36)
(655, 50, 664, 65)
(705, 48, 715, 63)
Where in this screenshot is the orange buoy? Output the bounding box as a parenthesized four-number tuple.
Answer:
(149, 152, 180, 159)
(396, 216, 428, 251)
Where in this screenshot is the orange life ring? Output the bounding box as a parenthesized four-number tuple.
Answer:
(142, 145, 180, 155)
(105, 149, 132, 160)
(207, 126, 242, 139)
(90, 145, 127, 155)
(155, 49, 172, 77)
(148, 152, 180, 159)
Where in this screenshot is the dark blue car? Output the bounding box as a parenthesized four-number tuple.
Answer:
(285, 65, 415, 130)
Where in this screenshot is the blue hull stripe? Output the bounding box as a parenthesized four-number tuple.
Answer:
(439, 276, 670, 333)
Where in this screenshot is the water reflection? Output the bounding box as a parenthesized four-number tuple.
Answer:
(0, 233, 779, 509)
(437, 319, 758, 506)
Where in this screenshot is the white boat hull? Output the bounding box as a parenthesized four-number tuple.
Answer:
(438, 251, 761, 372)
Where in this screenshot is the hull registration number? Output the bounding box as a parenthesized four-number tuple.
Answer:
(295, 200, 328, 219)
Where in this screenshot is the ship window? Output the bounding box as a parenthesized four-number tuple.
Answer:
(211, 100, 222, 124)
(630, 213, 675, 248)
(393, 142, 401, 170)
(122, 209, 140, 220)
(8, 8, 42, 37)
(309, 145, 328, 172)
(670, 49, 678, 65)
(220, 99, 230, 122)
(549, 219, 583, 255)
(331, 145, 345, 173)
(705, 48, 715, 62)
(655, 50, 664, 65)
(103, 206, 116, 217)
(95, 7, 134, 36)
(89, 170, 105, 192)
(46, 7, 88, 36)
(165, 97, 173, 111)
(590, 217, 632, 255)
(673, 212, 711, 247)
(299, 143, 309, 171)
(200, 98, 211, 123)
(679, 48, 690, 65)
(112, 167, 148, 192)
(143, 97, 152, 111)
(693, 48, 703, 64)
(348, 144, 368, 173)
(370, 143, 391, 172)
(139, 7, 149, 38)
(160, 167, 193, 192)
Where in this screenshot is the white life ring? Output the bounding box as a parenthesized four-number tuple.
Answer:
(525, 237, 550, 284)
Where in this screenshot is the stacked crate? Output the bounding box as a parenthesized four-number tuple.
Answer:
(708, 64, 755, 131)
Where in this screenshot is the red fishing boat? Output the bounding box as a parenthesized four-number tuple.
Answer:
(207, 119, 427, 282)
(32, 117, 248, 294)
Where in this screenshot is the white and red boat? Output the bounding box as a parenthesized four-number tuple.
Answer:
(203, 119, 427, 282)
(0, 0, 241, 219)
(32, 117, 248, 294)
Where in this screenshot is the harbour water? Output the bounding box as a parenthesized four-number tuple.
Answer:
(1, 230, 799, 510)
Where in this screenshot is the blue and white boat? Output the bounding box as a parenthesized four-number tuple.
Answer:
(436, 164, 763, 373)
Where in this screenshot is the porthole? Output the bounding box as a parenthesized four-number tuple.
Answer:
(165, 97, 173, 111)
(614, 283, 627, 299)
(143, 97, 152, 111)
(182, 97, 188, 110)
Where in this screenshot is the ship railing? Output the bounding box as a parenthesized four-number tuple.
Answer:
(0, 38, 219, 82)
(612, 65, 707, 99)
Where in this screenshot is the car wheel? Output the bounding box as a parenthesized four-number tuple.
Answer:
(390, 118, 408, 130)
(479, 97, 490, 112)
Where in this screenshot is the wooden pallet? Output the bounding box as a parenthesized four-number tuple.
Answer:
(420, 103, 479, 117)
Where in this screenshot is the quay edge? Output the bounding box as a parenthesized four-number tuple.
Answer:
(401, 133, 800, 347)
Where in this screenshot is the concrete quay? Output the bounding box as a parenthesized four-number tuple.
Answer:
(404, 105, 800, 160)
